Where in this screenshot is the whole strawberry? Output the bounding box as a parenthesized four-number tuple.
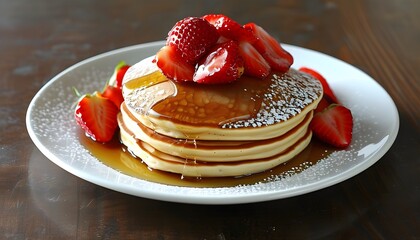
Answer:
(167, 17, 220, 64)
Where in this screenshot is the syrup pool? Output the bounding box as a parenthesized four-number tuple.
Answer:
(79, 132, 336, 188)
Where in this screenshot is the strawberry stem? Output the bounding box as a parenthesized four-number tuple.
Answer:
(72, 87, 81, 97)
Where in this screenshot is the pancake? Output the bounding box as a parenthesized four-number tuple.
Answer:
(118, 56, 323, 177)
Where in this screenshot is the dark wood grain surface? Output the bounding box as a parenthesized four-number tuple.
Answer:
(1, 0, 419, 239)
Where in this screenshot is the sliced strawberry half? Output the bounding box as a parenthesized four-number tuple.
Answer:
(74, 92, 119, 143)
(244, 23, 293, 73)
(101, 85, 123, 110)
(238, 41, 271, 78)
(202, 14, 257, 43)
(298, 67, 339, 103)
(193, 40, 244, 84)
(310, 104, 353, 148)
(155, 45, 195, 82)
(167, 17, 219, 64)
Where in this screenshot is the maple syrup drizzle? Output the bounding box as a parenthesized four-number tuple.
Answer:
(125, 71, 286, 127)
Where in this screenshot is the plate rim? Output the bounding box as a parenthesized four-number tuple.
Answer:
(26, 41, 400, 205)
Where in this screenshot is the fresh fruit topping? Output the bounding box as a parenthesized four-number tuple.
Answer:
(74, 61, 128, 143)
(156, 45, 195, 81)
(244, 23, 293, 73)
(156, 14, 293, 84)
(194, 40, 244, 84)
(314, 97, 330, 114)
(74, 92, 119, 143)
(238, 41, 271, 78)
(297, 67, 352, 147)
(298, 67, 339, 103)
(108, 61, 131, 89)
(115, 65, 130, 88)
(101, 85, 124, 110)
(167, 17, 219, 64)
(202, 14, 257, 43)
(310, 104, 353, 148)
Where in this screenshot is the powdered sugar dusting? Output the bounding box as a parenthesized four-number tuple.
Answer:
(222, 69, 322, 128)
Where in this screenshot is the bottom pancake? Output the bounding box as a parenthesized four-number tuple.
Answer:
(118, 114, 313, 177)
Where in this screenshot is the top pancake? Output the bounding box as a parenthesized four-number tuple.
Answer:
(122, 56, 323, 141)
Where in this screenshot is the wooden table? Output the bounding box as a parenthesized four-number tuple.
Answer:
(1, 0, 419, 239)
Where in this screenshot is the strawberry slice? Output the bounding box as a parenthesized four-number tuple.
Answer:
(238, 41, 271, 78)
(108, 61, 131, 89)
(202, 14, 257, 43)
(194, 40, 244, 84)
(310, 104, 353, 148)
(244, 23, 293, 73)
(74, 92, 119, 143)
(101, 85, 123, 110)
(156, 45, 195, 81)
(298, 67, 339, 103)
(167, 17, 219, 64)
(314, 97, 330, 114)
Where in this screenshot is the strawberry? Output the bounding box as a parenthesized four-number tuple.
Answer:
(314, 97, 330, 114)
(115, 65, 130, 88)
(156, 45, 195, 81)
(108, 61, 130, 89)
(167, 17, 219, 64)
(310, 104, 353, 148)
(74, 92, 119, 143)
(238, 41, 271, 78)
(101, 85, 123, 110)
(202, 14, 257, 43)
(194, 40, 244, 84)
(244, 23, 293, 73)
(298, 67, 339, 103)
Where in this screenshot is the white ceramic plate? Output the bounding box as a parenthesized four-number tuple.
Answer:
(26, 41, 399, 204)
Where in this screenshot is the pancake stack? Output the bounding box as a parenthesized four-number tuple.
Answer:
(118, 57, 323, 177)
